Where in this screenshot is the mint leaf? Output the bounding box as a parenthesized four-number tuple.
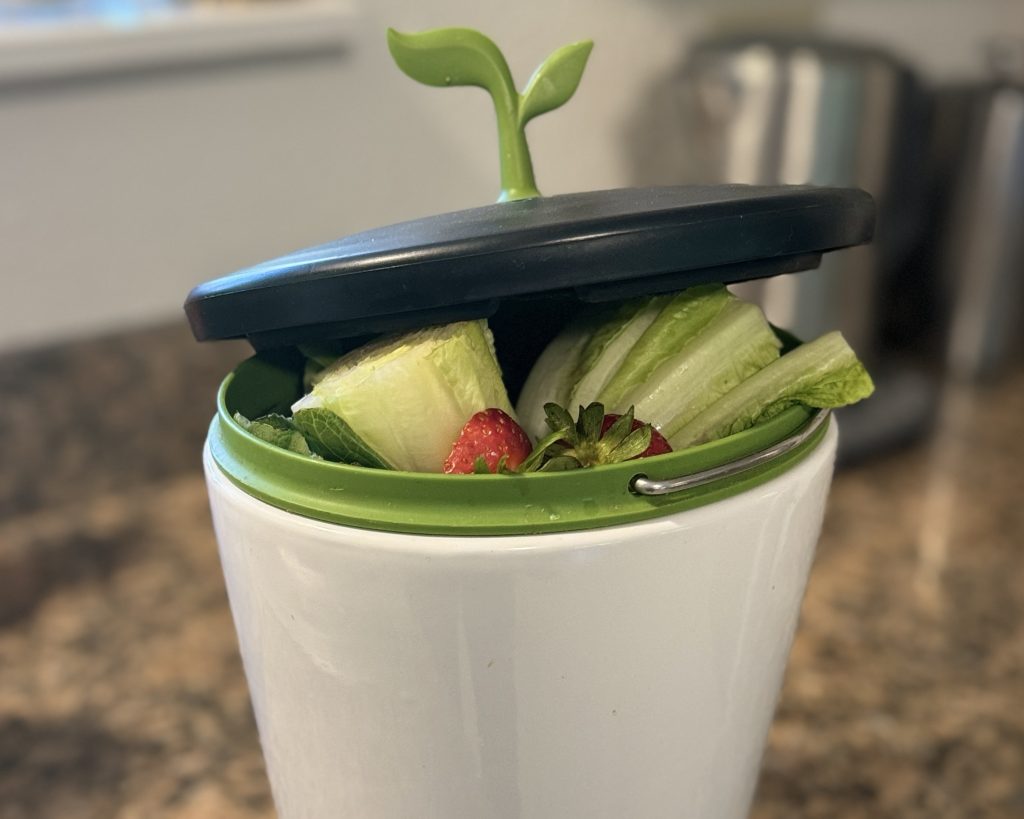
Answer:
(251, 413, 294, 431)
(234, 412, 317, 457)
(291, 408, 393, 469)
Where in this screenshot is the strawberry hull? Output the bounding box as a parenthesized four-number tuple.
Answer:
(601, 413, 673, 458)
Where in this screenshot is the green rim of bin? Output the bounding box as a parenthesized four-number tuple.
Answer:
(208, 351, 830, 536)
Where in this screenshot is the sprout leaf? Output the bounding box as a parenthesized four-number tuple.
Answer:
(518, 40, 594, 127)
(386, 28, 515, 101)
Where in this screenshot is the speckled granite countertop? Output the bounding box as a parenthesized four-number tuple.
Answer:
(2, 324, 1023, 819)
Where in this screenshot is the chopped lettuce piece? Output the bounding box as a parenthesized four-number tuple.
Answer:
(621, 299, 782, 434)
(567, 296, 668, 410)
(669, 331, 875, 449)
(598, 284, 732, 411)
(515, 319, 592, 441)
(291, 320, 513, 472)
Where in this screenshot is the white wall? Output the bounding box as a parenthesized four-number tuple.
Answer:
(2, 0, 1022, 351)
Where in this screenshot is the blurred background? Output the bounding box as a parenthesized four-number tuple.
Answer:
(1, 0, 1022, 358)
(1, 1, 1023, 818)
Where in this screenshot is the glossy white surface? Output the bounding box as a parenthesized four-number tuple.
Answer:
(204, 423, 837, 819)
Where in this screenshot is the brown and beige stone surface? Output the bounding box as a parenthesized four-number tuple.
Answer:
(1, 323, 1022, 818)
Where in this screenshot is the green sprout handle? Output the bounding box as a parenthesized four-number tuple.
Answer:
(387, 27, 593, 202)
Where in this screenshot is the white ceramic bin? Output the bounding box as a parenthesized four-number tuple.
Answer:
(203, 370, 837, 819)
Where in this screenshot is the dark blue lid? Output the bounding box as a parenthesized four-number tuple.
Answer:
(185, 184, 873, 349)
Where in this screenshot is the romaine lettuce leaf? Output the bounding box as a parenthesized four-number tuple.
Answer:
(621, 299, 782, 434)
(291, 320, 512, 472)
(669, 330, 874, 448)
(598, 284, 732, 411)
(567, 296, 669, 410)
(515, 319, 592, 440)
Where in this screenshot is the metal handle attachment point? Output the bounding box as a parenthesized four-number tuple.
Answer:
(630, 409, 831, 496)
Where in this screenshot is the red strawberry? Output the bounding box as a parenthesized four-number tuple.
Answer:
(600, 413, 672, 458)
(444, 409, 532, 474)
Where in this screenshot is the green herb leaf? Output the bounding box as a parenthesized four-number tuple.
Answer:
(252, 413, 294, 431)
(233, 412, 317, 458)
(292, 408, 393, 469)
(518, 40, 594, 127)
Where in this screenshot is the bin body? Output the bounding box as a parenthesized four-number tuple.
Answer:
(204, 421, 836, 819)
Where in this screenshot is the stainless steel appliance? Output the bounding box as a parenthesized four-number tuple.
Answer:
(935, 43, 1024, 379)
(628, 35, 934, 460)
(630, 35, 928, 361)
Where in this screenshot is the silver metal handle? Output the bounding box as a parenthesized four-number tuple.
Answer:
(630, 409, 831, 496)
